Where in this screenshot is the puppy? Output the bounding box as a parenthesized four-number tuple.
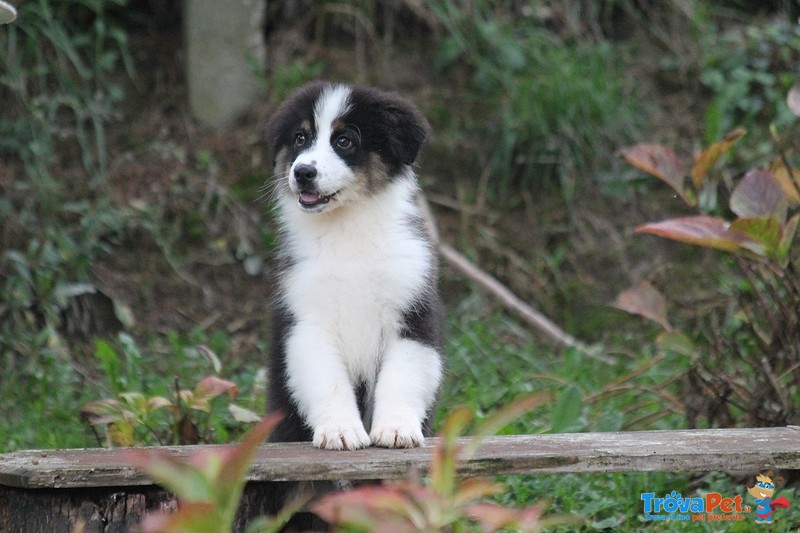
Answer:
(265, 81, 443, 451)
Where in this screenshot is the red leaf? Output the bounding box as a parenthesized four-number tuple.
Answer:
(635, 216, 762, 255)
(612, 281, 672, 331)
(140, 502, 217, 533)
(730, 169, 787, 221)
(467, 502, 545, 532)
(194, 376, 238, 402)
(216, 413, 282, 487)
(690, 128, 746, 189)
(620, 144, 691, 205)
(312, 485, 421, 532)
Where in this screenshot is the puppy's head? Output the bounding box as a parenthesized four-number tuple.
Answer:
(267, 82, 431, 214)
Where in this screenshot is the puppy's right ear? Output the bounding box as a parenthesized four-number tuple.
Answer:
(265, 81, 327, 165)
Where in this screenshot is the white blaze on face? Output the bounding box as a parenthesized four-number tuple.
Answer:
(289, 85, 356, 204)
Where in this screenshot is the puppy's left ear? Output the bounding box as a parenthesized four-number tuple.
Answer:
(382, 97, 432, 166)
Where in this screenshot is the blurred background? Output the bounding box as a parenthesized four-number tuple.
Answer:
(1, 1, 799, 528)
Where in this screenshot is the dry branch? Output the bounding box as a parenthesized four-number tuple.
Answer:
(417, 195, 590, 353)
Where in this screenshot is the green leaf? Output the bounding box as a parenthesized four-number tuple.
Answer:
(81, 398, 129, 425)
(549, 386, 582, 433)
(124, 450, 216, 502)
(198, 345, 223, 374)
(655, 331, 696, 357)
(94, 339, 122, 394)
(430, 407, 472, 497)
(729, 216, 782, 259)
(690, 127, 746, 190)
(108, 420, 135, 447)
(778, 214, 800, 262)
(228, 403, 262, 424)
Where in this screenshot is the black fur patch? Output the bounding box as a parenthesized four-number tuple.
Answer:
(266, 81, 431, 178)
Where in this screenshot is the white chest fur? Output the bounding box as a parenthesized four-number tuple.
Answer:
(278, 177, 432, 382)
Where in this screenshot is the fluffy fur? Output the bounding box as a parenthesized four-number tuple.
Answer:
(265, 81, 443, 451)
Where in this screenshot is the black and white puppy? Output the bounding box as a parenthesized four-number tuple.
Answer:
(265, 81, 443, 450)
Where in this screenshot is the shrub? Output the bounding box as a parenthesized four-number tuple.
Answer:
(430, 0, 641, 200)
(618, 112, 800, 427)
(0, 0, 133, 359)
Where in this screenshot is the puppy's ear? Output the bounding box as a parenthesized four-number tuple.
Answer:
(265, 81, 327, 165)
(381, 96, 431, 166)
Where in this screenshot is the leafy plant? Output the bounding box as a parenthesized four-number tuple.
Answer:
(700, 17, 800, 147)
(81, 338, 261, 446)
(0, 0, 134, 360)
(621, 127, 799, 264)
(313, 397, 564, 532)
(619, 117, 800, 428)
(429, 0, 640, 200)
(124, 413, 297, 533)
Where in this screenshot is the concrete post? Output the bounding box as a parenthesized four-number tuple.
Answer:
(184, 0, 265, 127)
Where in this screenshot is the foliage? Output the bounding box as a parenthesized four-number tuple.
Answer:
(81, 336, 263, 446)
(124, 414, 295, 533)
(700, 17, 800, 147)
(619, 116, 800, 427)
(313, 398, 559, 533)
(429, 0, 641, 200)
(0, 0, 134, 359)
(441, 298, 686, 436)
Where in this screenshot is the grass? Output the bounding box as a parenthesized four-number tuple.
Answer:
(439, 293, 800, 530)
(0, 329, 266, 451)
(5, 293, 798, 529)
(1, 0, 799, 531)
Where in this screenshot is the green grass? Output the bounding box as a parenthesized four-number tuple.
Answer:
(0, 329, 266, 452)
(1, 1, 798, 530)
(2, 285, 798, 530)
(439, 293, 800, 531)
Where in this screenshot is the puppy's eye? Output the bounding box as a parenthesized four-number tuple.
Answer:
(294, 132, 307, 147)
(335, 134, 353, 150)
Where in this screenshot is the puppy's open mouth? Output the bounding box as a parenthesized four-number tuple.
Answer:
(299, 190, 339, 208)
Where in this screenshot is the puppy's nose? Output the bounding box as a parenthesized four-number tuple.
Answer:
(293, 164, 317, 189)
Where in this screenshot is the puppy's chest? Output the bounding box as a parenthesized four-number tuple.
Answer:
(284, 227, 430, 342)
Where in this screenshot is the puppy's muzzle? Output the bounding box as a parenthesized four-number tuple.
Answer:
(292, 163, 339, 208)
(293, 163, 318, 190)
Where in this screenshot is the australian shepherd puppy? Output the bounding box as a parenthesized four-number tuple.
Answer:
(265, 81, 444, 451)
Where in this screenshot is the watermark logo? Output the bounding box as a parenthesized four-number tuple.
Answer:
(641, 490, 748, 523)
(747, 471, 791, 524)
(641, 471, 792, 524)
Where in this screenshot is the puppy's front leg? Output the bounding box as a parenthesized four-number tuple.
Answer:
(370, 339, 442, 448)
(286, 322, 370, 450)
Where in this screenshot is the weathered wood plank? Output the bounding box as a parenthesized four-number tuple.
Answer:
(1, 427, 798, 490)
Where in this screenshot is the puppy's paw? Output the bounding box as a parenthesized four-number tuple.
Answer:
(370, 422, 424, 448)
(313, 423, 370, 451)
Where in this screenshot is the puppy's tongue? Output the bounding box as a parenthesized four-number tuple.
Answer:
(300, 191, 322, 204)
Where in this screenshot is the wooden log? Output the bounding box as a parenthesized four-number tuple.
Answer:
(2, 428, 798, 489)
(1, 428, 798, 531)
